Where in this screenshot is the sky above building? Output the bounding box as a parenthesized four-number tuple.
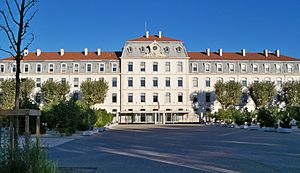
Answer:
(0, 0, 300, 58)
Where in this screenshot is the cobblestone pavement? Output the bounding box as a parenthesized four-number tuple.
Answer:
(48, 125, 300, 173)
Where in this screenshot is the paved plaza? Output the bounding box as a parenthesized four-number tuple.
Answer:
(48, 125, 300, 173)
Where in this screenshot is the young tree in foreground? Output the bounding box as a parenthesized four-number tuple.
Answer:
(80, 79, 109, 106)
(214, 80, 242, 109)
(249, 81, 276, 108)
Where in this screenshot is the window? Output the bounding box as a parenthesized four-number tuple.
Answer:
(276, 64, 281, 73)
(192, 93, 198, 103)
(153, 77, 158, 87)
(112, 77, 117, 87)
(99, 63, 105, 72)
(276, 78, 282, 87)
(177, 62, 183, 72)
(205, 63, 210, 72)
(74, 78, 79, 87)
(241, 78, 247, 87)
(127, 47, 133, 53)
(23, 64, 29, 73)
(0, 64, 5, 73)
(217, 77, 223, 82)
(178, 92, 183, 102)
(140, 47, 145, 53)
(61, 63, 67, 73)
(264, 77, 271, 83)
(128, 77, 133, 87)
(36, 78, 41, 87)
(153, 62, 158, 72)
(141, 93, 146, 103)
(140, 77, 145, 87)
(253, 64, 258, 72)
(165, 77, 170, 87)
(36, 64, 42, 73)
(153, 93, 158, 102)
(165, 62, 170, 72)
(193, 77, 198, 87)
(229, 64, 235, 72)
(287, 64, 293, 73)
(73, 63, 79, 73)
(229, 77, 235, 81)
(241, 64, 247, 72)
(128, 62, 133, 72)
(192, 63, 198, 72)
(253, 78, 259, 83)
(112, 63, 117, 72)
(164, 47, 169, 53)
(35, 93, 41, 104)
(86, 63, 92, 72)
(176, 47, 182, 53)
(11, 64, 16, 73)
(140, 62, 145, 72)
(265, 64, 270, 73)
(112, 93, 117, 103)
(217, 63, 223, 72)
(48, 63, 54, 73)
(178, 77, 183, 87)
(287, 77, 293, 82)
(128, 93, 133, 103)
(205, 77, 211, 87)
(165, 92, 171, 103)
(86, 77, 92, 82)
(61, 78, 66, 83)
(205, 93, 211, 103)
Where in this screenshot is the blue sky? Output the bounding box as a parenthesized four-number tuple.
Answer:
(1, 0, 300, 58)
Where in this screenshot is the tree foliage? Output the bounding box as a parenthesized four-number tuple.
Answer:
(282, 81, 300, 106)
(94, 109, 113, 128)
(249, 81, 276, 108)
(214, 80, 242, 109)
(257, 107, 279, 127)
(41, 80, 70, 105)
(80, 79, 109, 106)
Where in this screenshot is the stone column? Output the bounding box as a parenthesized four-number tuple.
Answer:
(154, 113, 157, 125)
(162, 113, 165, 125)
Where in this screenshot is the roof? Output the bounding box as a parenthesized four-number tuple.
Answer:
(129, 35, 180, 42)
(188, 52, 299, 61)
(1, 51, 122, 61)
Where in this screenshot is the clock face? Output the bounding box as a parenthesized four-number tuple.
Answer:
(153, 46, 158, 51)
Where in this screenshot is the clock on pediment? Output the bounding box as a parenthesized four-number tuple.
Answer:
(144, 40, 166, 57)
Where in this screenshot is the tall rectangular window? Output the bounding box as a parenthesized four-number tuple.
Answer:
(61, 78, 66, 83)
(112, 93, 117, 103)
(253, 64, 258, 72)
(99, 63, 105, 72)
(178, 77, 183, 87)
(153, 77, 158, 87)
(241, 78, 247, 87)
(128, 93, 133, 103)
(61, 63, 67, 73)
(192, 63, 198, 72)
(74, 78, 79, 87)
(229, 64, 235, 72)
(153, 93, 158, 103)
(128, 77, 133, 87)
(177, 62, 183, 72)
(193, 77, 198, 87)
(205, 77, 211, 87)
(153, 62, 158, 72)
(265, 64, 270, 73)
(165, 92, 171, 103)
(48, 63, 54, 73)
(128, 62, 133, 72)
(165, 62, 170, 72)
(287, 64, 292, 73)
(86, 63, 92, 72)
(241, 64, 247, 72)
(73, 63, 79, 73)
(36, 78, 41, 87)
(112, 77, 117, 87)
(141, 93, 146, 103)
(23, 64, 29, 73)
(165, 77, 170, 87)
(276, 64, 281, 73)
(36, 63, 42, 73)
(140, 77, 145, 87)
(217, 63, 223, 72)
(140, 62, 145, 72)
(178, 92, 183, 102)
(205, 93, 210, 103)
(112, 63, 117, 72)
(0, 64, 4, 73)
(205, 63, 210, 72)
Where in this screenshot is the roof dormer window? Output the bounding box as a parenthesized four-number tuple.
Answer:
(164, 47, 169, 53)
(127, 47, 133, 53)
(176, 46, 182, 53)
(140, 47, 145, 53)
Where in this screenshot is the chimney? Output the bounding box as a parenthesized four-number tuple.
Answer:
(84, 48, 88, 56)
(218, 48, 223, 56)
(206, 48, 210, 56)
(264, 49, 268, 57)
(241, 49, 246, 56)
(275, 50, 280, 57)
(24, 49, 29, 56)
(60, 48, 64, 56)
(97, 48, 101, 56)
(146, 31, 149, 38)
(158, 31, 162, 38)
(36, 49, 41, 56)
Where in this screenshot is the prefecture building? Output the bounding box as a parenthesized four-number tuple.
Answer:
(0, 32, 299, 124)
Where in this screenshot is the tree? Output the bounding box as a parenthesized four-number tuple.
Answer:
(282, 81, 300, 106)
(80, 79, 109, 106)
(41, 80, 70, 106)
(94, 109, 113, 128)
(214, 80, 242, 109)
(249, 81, 276, 108)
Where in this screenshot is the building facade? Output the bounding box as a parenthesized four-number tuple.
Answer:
(0, 32, 300, 124)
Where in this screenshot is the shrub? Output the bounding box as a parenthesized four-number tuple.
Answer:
(257, 107, 278, 127)
(278, 111, 293, 128)
(94, 109, 113, 128)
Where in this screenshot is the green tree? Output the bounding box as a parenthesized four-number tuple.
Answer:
(257, 107, 279, 127)
(249, 81, 276, 108)
(282, 81, 300, 106)
(94, 109, 113, 128)
(41, 80, 70, 105)
(214, 80, 242, 109)
(80, 79, 109, 106)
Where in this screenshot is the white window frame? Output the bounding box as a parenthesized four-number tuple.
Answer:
(241, 63, 247, 72)
(48, 63, 54, 73)
(112, 63, 117, 72)
(253, 64, 258, 73)
(112, 77, 117, 87)
(276, 78, 282, 86)
(241, 77, 247, 87)
(205, 77, 211, 87)
(165, 92, 171, 103)
(193, 77, 198, 87)
(140, 62, 145, 72)
(128, 77, 133, 87)
(192, 63, 198, 72)
(165, 62, 170, 72)
(11, 63, 16, 73)
(287, 64, 293, 73)
(217, 63, 223, 72)
(178, 77, 183, 87)
(264, 64, 270, 73)
(229, 63, 235, 73)
(86, 63, 92, 72)
(0, 64, 5, 73)
(99, 63, 105, 72)
(61, 63, 67, 73)
(73, 63, 79, 73)
(177, 62, 183, 72)
(276, 64, 281, 73)
(205, 63, 210, 73)
(23, 63, 30, 73)
(153, 62, 158, 72)
(128, 62, 133, 72)
(36, 63, 42, 73)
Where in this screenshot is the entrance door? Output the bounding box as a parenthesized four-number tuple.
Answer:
(141, 113, 146, 123)
(156, 113, 163, 124)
